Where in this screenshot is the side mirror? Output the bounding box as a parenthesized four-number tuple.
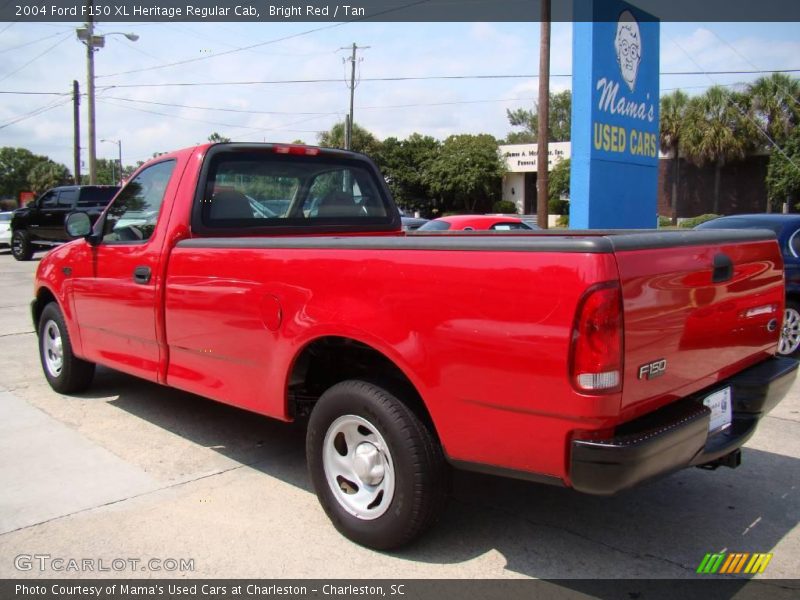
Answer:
(65, 212, 99, 245)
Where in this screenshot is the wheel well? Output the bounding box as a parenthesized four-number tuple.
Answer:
(287, 336, 436, 433)
(32, 287, 57, 330)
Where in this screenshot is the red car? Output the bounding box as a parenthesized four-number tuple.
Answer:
(32, 143, 796, 550)
(417, 214, 535, 231)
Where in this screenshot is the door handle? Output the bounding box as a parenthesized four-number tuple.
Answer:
(712, 253, 734, 283)
(133, 266, 152, 285)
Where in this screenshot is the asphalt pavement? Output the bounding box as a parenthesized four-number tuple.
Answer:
(0, 249, 798, 581)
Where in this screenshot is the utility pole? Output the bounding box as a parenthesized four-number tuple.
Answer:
(77, 4, 138, 185)
(536, 0, 551, 229)
(72, 80, 81, 185)
(85, 4, 97, 184)
(340, 43, 369, 150)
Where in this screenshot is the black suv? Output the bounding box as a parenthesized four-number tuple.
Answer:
(10, 185, 119, 261)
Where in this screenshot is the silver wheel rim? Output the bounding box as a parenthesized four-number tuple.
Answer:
(322, 414, 395, 520)
(12, 235, 23, 256)
(43, 320, 64, 377)
(780, 308, 800, 355)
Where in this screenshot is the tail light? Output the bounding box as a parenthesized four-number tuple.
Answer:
(273, 144, 320, 156)
(570, 282, 623, 394)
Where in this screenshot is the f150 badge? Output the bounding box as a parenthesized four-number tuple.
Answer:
(638, 359, 667, 380)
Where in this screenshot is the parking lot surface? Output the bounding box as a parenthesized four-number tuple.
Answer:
(0, 251, 798, 580)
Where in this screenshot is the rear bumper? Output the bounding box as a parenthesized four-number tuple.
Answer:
(570, 356, 798, 495)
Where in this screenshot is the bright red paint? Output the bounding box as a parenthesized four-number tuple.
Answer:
(421, 214, 533, 231)
(34, 143, 787, 485)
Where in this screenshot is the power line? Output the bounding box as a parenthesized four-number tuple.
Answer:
(95, 69, 800, 90)
(0, 90, 70, 95)
(100, 96, 339, 116)
(96, 98, 330, 134)
(0, 31, 72, 84)
(706, 28, 800, 110)
(0, 30, 67, 54)
(0, 97, 71, 130)
(98, 93, 538, 115)
(666, 32, 800, 177)
(96, 0, 432, 79)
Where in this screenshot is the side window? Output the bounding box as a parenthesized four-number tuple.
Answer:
(39, 191, 58, 208)
(57, 189, 78, 208)
(491, 222, 530, 231)
(78, 187, 118, 208)
(103, 160, 176, 243)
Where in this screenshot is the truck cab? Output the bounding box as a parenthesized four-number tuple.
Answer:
(10, 184, 119, 260)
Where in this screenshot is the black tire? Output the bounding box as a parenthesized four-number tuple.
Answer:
(779, 299, 800, 357)
(306, 379, 449, 550)
(38, 302, 95, 394)
(11, 230, 34, 261)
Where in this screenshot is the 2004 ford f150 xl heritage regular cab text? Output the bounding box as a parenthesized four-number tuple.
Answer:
(33, 143, 797, 549)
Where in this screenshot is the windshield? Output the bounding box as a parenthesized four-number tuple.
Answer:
(417, 220, 451, 231)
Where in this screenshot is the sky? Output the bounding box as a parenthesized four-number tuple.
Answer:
(1, 19, 799, 172)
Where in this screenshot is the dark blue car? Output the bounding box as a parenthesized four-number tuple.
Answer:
(697, 214, 800, 356)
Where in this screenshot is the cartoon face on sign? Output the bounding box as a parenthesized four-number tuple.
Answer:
(614, 10, 641, 92)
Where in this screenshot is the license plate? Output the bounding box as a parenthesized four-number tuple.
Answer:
(703, 387, 732, 433)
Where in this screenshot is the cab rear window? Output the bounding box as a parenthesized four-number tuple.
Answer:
(193, 148, 398, 235)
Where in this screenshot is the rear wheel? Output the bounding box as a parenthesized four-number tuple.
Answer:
(306, 379, 448, 550)
(11, 231, 33, 261)
(779, 300, 800, 357)
(38, 302, 95, 393)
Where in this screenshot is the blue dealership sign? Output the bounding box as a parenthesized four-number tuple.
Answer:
(570, 0, 660, 229)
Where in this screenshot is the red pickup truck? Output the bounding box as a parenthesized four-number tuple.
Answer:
(33, 143, 797, 550)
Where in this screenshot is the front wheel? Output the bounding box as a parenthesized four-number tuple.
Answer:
(306, 380, 448, 550)
(38, 302, 95, 393)
(779, 300, 800, 357)
(11, 231, 33, 261)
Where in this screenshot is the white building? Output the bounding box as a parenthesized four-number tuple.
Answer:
(499, 142, 571, 214)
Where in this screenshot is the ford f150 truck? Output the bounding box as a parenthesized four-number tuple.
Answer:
(33, 143, 797, 550)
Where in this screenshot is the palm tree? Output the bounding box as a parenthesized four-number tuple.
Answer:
(660, 90, 690, 225)
(683, 86, 751, 214)
(747, 73, 800, 146)
(748, 74, 800, 211)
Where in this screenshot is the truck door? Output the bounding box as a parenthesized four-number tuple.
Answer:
(71, 160, 178, 382)
(42, 188, 78, 240)
(27, 190, 58, 241)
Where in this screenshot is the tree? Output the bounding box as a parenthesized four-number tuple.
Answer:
(0, 147, 59, 200)
(95, 158, 120, 185)
(747, 73, 800, 147)
(376, 133, 439, 213)
(505, 90, 571, 143)
(27, 160, 71, 194)
(208, 132, 231, 143)
(423, 134, 505, 214)
(683, 86, 753, 214)
(548, 158, 570, 215)
(317, 122, 382, 158)
(660, 90, 690, 224)
(766, 126, 800, 211)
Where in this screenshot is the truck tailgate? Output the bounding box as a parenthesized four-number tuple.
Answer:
(610, 230, 785, 421)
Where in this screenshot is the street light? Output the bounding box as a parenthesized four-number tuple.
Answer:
(76, 21, 138, 184)
(101, 138, 122, 185)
